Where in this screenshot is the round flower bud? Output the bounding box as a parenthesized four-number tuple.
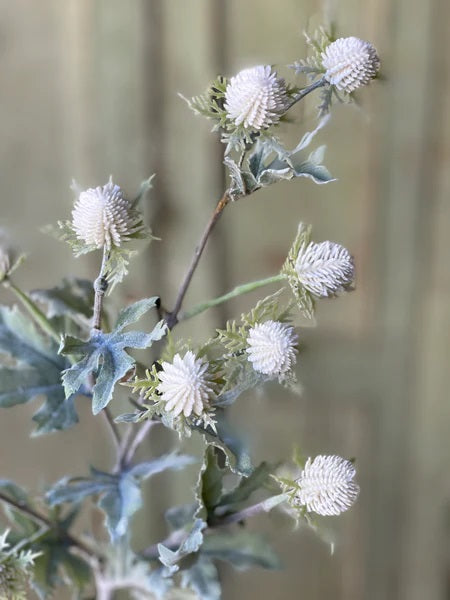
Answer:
(295, 240, 354, 298)
(72, 179, 140, 250)
(321, 37, 380, 93)
(246, 320, 298, 377)
(294, 455, 360, 516)
(224, 65, 289, 130)
(157, 351, 215, 418)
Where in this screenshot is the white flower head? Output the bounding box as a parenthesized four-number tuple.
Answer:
(72, 178, 141, 250)
(157, 351, 216, 418)
(224, 65, 289, 130)
(295, 240, 354, 298)
(294, 455, 360, 516)
(246, 320, 298, 377)
(322, 37, 380, 93)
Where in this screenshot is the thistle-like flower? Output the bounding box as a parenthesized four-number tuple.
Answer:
(295, 240, 354, 298)
(157, 351, 216, 418)
(224, 65, 289, 130)
(321, 37, 380, 93)
(246, 320, 298, 377)
(72, 179, 141, 250)
(293, 455, 360, 516)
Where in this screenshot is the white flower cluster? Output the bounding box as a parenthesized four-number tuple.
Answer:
(295, 240, 354, 298)
(322, 37, 380, 94)
(224, 65, 289, 130)
(246, 320, 298, 378)
(157, 351, 215, 418)
(72, 179, 140, 250)
(294, 455, 360, 516)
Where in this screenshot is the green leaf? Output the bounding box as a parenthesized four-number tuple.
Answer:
(181, 557, 221, 600)
(165, 504, 197, 531)
(200, 412, 253, 477)
(219, 462, 273, 508)
(0, 306, 79, 434)
(158, 519, 206, 575)
(0, 479, 29, 504)
(47, 453, 195, 540)
(196, 446, 225, 521)
(202, 531, 281, 570)
(60, 299, 166, 415)
(30, 278, 94, 320)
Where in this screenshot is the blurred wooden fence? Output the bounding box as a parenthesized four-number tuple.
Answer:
(0, 1, 449, 599)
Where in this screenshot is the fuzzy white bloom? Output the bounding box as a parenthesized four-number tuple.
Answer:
(295, 240, 354, 298)
(294, 455, 360, 516)
(224, 65, 289, 130)
(72, 179, 139, 250)
(157, 351, 215, 418)
(322, 37, 380, 93)
(246, 320, 298, 377)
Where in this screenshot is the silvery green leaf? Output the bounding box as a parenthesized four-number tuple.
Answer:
(291, 115, 330, 155)
(202, 531, 281, 570)
(257, 166, 293, 186)
(0, 306, 79, 434)
(165, 504, 197, 530)
(114, 412, 143, 423)
(131, 173, 156, 208)
(47, 454, 192, 541)
(158, 519, 206, 575)
(31, 391, 78, 436)
(30, 278, 94, 320)
(0, 479, 28, 504)
(114, 297, 160, 331)
(60, 301, 166, 415)
(224, 157, 246, 199)
(200, 412, 253, 477)
(195, 446, 225, 521)
(181, 557, 221, 600)
(219, 462, 273, 508)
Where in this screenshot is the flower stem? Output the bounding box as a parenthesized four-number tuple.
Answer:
(287, 77, 327, 110)
(3, 280, 60, 344)
(181, 273, 286, 320)
(165, 190, 230, 329)
(92, 246, 109, 332)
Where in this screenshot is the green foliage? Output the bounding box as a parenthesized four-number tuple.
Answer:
(60, 297, 166, 415)
(202, 531, 281, 570)
(0, 306, 80, 434)
(47, 453, 195, 542)
(281, 222, 316, 319)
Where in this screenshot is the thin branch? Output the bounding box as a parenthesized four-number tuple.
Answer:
(181, 273, 286, 321)
(165, 190, 230, 329)
(103, 406, 121, 450)
(287, 77, 327, 111)
(0, 492, 97, 563)
(121, 420, 159, 468)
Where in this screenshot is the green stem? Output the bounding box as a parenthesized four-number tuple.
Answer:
(4, 280, 60, 344)
(181, 273, 286, 320)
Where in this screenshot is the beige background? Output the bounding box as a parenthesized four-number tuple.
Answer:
(0, 1, 449, 599)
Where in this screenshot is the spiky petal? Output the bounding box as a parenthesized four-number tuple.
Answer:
(72, 179, 141, 250)
(224, 65, 289, 130)
(246, 320, 298, 377)
(322, 37, 380, 93)
(294, 455, 360, 516)
(157, 351, 215, 418)
(295, 240, 354, 298)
